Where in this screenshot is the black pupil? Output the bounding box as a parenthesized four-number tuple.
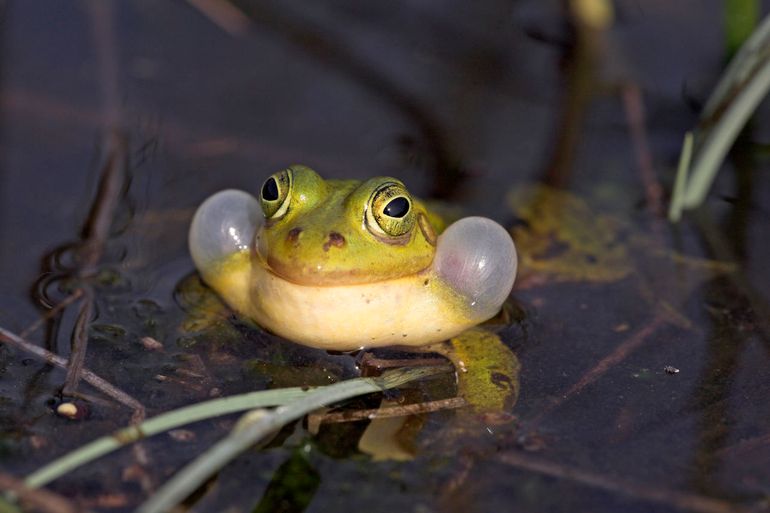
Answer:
(262, 177, 279, 201)
(383, 197, 409, 218)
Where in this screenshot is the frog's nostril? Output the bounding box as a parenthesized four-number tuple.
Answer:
(323, 231, 346, 252)
(286, 227, 302, 244)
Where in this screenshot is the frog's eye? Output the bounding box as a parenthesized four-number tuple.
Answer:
(259, 169, 292, 219)
(366, 182, 415, 238)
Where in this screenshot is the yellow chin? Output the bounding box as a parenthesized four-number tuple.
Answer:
(201, 252, 479, 350)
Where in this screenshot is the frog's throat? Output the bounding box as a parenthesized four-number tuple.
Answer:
(202, 252, 483, 351)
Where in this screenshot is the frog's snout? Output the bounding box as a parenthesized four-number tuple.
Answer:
(434, 217, 517, 321)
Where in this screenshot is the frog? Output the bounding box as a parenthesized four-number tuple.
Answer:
(188, 164, 520, 412)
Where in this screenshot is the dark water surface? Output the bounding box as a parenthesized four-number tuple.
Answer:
(1, 1, 769, 512)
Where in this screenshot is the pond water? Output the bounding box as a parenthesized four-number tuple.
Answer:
(0, 1, 769, 512)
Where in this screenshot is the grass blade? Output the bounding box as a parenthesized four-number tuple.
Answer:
(135, 366, 446, 513)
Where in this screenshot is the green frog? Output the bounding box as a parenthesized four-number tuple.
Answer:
(188, 165, 519, 411)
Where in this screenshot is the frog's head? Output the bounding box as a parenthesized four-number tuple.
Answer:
(189, 165, 517, 348)
(253, 165, 439, 285)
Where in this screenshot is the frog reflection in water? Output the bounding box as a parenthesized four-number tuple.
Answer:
(189, 165, 519, 411)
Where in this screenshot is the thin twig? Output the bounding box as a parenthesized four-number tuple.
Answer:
(0, 471, 88, 513)
(0, 326, 144, 415)
(561, 315, 666, 398)
(498, 451, 751, 513)
(315, 397, 466, 424)
(19, 289, 84, 339)
(622, 84, 665, 230)
(185, 0, 251, 36)
(62, 288, 93, 396)
(86, 0, 120, 130)
(77, 134, 127, 276)
(80, 0, 126, 274)
(715, 431, 770, 458)
(57, 1, 128, 398)
(359, 355, 448, 370)
(527, 314, 666, 426)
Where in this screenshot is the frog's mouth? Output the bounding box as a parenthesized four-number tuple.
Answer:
(257, 251, 432, 287)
